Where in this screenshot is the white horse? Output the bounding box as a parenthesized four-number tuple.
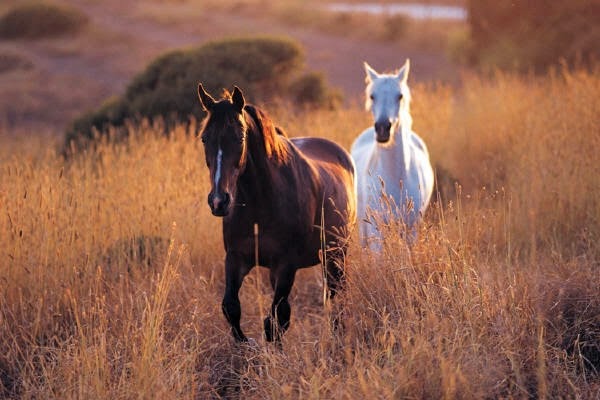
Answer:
(351, 59, 434, 250)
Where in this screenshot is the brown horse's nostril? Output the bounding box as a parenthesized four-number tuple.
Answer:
(209, 192, 231, 216)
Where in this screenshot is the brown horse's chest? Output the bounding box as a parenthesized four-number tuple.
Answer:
(223, 215, 321, 268)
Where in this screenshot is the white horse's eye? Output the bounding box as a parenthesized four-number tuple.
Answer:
(397, 94, 403, 102)
(370, 94, 375, 101)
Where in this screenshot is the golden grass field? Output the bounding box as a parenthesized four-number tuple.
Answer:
(1, 66, 599, 398)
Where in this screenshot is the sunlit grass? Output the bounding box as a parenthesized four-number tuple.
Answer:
(0, 68, 599, 398)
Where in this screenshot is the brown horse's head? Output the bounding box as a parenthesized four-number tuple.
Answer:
(198, 84, 248, 217)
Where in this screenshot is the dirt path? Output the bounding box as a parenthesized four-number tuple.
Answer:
(0, 0, 458, 132)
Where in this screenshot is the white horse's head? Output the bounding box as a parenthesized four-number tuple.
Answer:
(364, 59, 412, 144)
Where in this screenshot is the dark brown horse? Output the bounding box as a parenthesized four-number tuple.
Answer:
(197, 84, 357, 342)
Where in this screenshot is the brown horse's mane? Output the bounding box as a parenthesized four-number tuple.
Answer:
(243, 104, 291, 164)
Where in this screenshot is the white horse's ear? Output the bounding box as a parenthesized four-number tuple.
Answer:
(397, 59, 410, 82)
(364, 62, 379, 83)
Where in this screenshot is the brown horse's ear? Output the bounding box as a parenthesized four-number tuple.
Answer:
(198, 83, 216, 112)
(231, 86, 245, 113)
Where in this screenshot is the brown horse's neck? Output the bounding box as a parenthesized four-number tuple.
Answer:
(243, 105, 290, 162)
(235, 105, 292, 210)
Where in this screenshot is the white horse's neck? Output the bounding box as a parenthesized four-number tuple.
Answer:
(400, 99, 413, 132)
(375, 108, 413, 172)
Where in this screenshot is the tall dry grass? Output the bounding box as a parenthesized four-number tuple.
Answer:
(1, 68, 599, 398)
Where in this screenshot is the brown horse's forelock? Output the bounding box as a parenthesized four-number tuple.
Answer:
(200, 101, 245, 138)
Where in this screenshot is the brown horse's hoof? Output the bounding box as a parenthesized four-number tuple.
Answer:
(232, 328, 248, 342)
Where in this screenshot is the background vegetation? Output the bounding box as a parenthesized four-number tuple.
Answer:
(64, 36, 339, 153)
(1, 0, 599, 398)
(465, 0, 600, 71)
(163, 0, 461, 52)
(1, 66, 599, 398)
(0, 1, 89, 39)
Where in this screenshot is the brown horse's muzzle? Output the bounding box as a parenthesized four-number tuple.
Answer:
(208, 191, 231, 216)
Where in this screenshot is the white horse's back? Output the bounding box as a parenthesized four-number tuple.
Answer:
(410, 131, 428, 153)
(351, 60, 434, 250)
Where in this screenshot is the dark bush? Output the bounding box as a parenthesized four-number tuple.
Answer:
(466, 0, 600, 71)
(64, 35, 316, 153)
(381, 14, 409, 41)
(0, 52, 33, 74)
(288, 72, 341, 109)
(124, 35, 304, 120)
(64, 97, 129, 153)
(0, 1, 89, 39)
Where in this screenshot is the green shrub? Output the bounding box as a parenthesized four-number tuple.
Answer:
(127, 35, 302, 118)
(288, 72, 341, 109)
(466, 0, 600, 71)
(64, 96, 129, 153)
(64, 35, 338, 153)
(0, 1, 88, 39)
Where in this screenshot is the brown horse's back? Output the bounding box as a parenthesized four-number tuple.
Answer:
(291, 136, 357, 240)
(291, 137, 355, 174)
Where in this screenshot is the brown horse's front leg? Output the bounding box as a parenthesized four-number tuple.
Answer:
(222, 252, 251, 342)
(264, 264, 297, 342)
(326, 247, 347, 300)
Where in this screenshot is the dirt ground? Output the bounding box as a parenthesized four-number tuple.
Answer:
(0, 0, 459, 133)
